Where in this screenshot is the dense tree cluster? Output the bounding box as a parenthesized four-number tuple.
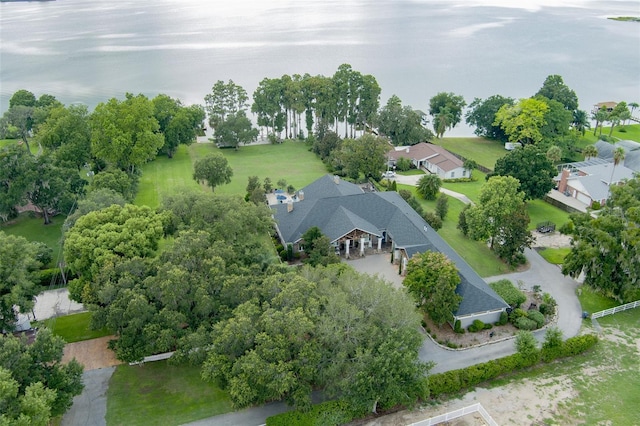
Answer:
(562, 177, 640, 302)
(0, 329, 84, 425)
(376, 95, 434, 145)
(251, 64, 381, 141)
(491, 144, 556, 200)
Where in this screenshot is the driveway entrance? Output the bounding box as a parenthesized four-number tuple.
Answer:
(344, 252, 404, 289)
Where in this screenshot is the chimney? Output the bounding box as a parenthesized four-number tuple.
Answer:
(287, 199, 294, 213)
(558, 169, 570, 193)
(405, 147, 410, 153)
(333, 175, 340, 184)
(298, 190, 304, 201)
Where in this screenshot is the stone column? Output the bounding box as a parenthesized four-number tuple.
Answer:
(345, 239, 350, 258)
(377, 237, 382, 252)
(360, 237, 365, 256)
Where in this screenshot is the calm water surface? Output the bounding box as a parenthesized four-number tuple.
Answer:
(1, 0, 639, 135)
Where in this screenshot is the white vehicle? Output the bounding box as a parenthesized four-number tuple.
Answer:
(382, 171, 396, 178)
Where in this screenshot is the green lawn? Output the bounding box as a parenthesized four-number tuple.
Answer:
(441, 171, 486, 203)
(397, 184, 511, 277)
(107, 360, 233, 426)
(433, 137, 507, 170)
(135, 145, 202, 208)
(537, 247, 571, 265)
(192, 140, 329, 196)
(583, 123, 640, 144)
(525, 199, 571, 230)
(42, 312, 111, 343)
(0, 213, 65, 267)
(398, 169, 425, 176)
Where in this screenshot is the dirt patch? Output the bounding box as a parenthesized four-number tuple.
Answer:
(531, 230, 572, 248)
(355, 376, 577, 426)
(62, 335, 123, 371)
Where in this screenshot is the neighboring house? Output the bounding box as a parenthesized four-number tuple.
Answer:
(594, 139, 640, 173)
(555, 158, 635, 207)
(271, 174, 508, 327)
(387, 142, 468, 179)
(592, 101, 617, 114)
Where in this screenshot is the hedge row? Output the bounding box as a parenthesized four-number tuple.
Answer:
(266, 400, 365, 426)
(429, 334, 598, 398)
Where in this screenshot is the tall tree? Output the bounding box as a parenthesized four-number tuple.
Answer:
(35, 104, 92, 170)
(539, 97, 572, 146)
(9, 89, 37, 108)
(63, 204, 166, 302)
(0, 329, 84, 422)
(582, 144, 599, 160)
(153, 95, 204, 158)
(465, 175, 529, 252)
(0, 145, 31, 221)
(335, 134, 388, 180)
(465, 95, 515, 141)
(571, 109, 591, 136)
(403, 251, 462, 326)
(90, 93, 164, 172)
(608, 101, 631, 136)
(492, 144, 556, 200)
(0, 232, 41, 331)
(428, 92, 466, 137)
(204, 80, 249, 130)
(494, 98, 549, 145)
(192, 153, 233, 191)
(376, 95, 433, 146)
(212, 110, 258, 149)
(535, 74, 578, 111)
(592, 106, 609, 136)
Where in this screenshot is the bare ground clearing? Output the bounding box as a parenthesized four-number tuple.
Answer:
(62, 335, 122, 371)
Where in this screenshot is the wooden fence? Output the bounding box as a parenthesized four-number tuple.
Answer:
(591, 300, 640, 319)
(409, 403, 498, 426)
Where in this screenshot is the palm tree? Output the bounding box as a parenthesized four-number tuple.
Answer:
(546, 145, 562, 164)
(592, 107, 609, 136)
(572, 109, 590, 136)
(628, 102, 639, 122)
(607, 146, 625, 200)
(583, 144, 599, 161)
(417, 174, 442, 200)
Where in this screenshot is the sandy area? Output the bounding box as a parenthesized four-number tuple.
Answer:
(62, 335, 122, 371)
(354, 375, 576, 426)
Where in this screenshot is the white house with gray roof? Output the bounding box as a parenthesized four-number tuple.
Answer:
(271, 174, 508, 327)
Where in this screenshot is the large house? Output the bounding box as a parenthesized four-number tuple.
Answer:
(556, 158, 635, 207)
(271, 175, 508, 327)
(387, 142, 468, 179)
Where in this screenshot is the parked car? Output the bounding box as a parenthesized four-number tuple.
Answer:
(382, 171, 396, 178)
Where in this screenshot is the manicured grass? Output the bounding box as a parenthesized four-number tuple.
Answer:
(398, 169, 425, 176)
(135, 145, 202, 208)
(583, 123, 640, 144)
(107, 360, 233, 426)
(537, 247, 571, 265)
(191, 140, 328, 196)
(42, 312, 111, 343)
(525, 199, 571, 231)
(441, 171, 486, 203)
(0, 213, 64, 267)
(397, 184, 511, 277)
(0, 138, 18, 148)
(577, 286, 618, 316)
(433, 137, 507, 170)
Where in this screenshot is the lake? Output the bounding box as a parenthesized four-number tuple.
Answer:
(1, 0, 639, 135)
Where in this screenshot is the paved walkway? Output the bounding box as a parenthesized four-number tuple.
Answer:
(394, 174, 473, 205)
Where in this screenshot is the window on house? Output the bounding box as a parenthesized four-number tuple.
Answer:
(451, 171, 455, 178)
(462, 170, 466, 177)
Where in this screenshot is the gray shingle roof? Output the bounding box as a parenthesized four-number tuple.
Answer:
(595, 139, 640, 172)
(272, 176, 508, 316)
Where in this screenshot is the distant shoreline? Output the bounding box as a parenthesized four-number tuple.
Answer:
(608, 16, 640, 22)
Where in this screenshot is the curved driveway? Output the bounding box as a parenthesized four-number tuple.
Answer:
(421, 247, 582, 373)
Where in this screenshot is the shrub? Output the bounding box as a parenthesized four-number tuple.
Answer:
(422, 211, 442, 230)
(542, 292, 557, 308)
(483, 323, 493, 330)
(398, 189, 412, 201)
(498, 311, 508, 325)
(279, 249, 287, 261)
(591, 200, 601, 210)
(515, 330, 540, 365)
(527, 310, 545, 328)
(490, 279, 526, 307)
(539, 303, 555, 316)
(509, 308, 528, 322)
(454, 320, 464, 334)
(559, 334, 598, 358)
(468, 319, 485, 332)
(514, 316, 538, 330)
